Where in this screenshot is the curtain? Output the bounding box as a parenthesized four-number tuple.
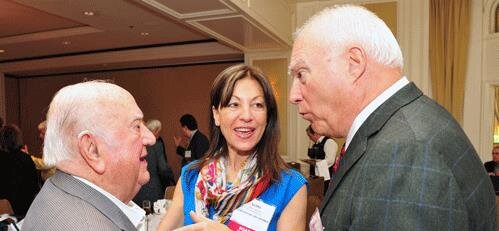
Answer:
(496, 5, 499, 33)
(429, 0, 470, 124)
(495, 88, 499, 128)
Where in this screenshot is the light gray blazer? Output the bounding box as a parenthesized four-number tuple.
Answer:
(320, 83, 496, 230)
(22, 171, 136, 231)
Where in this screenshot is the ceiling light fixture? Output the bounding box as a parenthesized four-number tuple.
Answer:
(84, 11, 95, 16)
(0, 49, 5, 53)
(140, 32, 150, 36)
(62, 41, 71, 45)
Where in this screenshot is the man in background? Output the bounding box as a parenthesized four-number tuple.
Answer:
(484, 145, 499, 175)
(289, 5, 495, 230)
(305, 125, 337, 194)
(22, 81, 156, 230)
(133, 119, 175, 206)
(0, 124, 40, 218)
(174, 114, 209, 166)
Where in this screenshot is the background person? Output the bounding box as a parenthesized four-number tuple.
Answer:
(0, 124, 40, 218)
(288, 5, 495, 230)
(29, 120, 56, 182)
(305, 125, 337, 194)
(174, 114, 209, 166)
(484, 145, 499, 175)
(133, 119, 175, 206)
(158, 64, 307, 231)
(22, 81, 156, 230)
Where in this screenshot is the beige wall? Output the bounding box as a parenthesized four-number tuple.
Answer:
(364, 2, 397, 38)
(253, 58, 289, 156)
(5, 62, 240, 179)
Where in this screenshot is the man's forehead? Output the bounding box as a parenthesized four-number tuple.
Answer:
(102, 97, 142, 118)
(289, 57, 306, 69)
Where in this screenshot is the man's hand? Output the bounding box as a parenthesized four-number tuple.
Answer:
(173, 211, 230, 231)
(21, 144, 29, 154)
(173, 136, 182, 147)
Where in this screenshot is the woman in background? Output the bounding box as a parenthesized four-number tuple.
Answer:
(157, 64, 307, 231)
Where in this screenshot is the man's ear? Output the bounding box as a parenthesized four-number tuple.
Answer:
(212, 106, 220, 126)
(78, 131, 106, 174)
(348, 46, 366, 81)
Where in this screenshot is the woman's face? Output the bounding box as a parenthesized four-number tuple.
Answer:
(213, 77, 268, 156)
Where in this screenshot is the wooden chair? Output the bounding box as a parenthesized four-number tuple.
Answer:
(164, 186, 176, 200)
(306, 176, 324, 230)
(0, 199, 13, 215)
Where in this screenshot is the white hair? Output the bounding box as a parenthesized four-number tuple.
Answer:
(146, 119, 161, 132)
(43, 80, 131, 166)
(295, 4, 403, 69)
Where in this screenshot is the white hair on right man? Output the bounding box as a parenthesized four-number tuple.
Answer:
(295, 4, 403, 69)
(43, 80, 132, 167)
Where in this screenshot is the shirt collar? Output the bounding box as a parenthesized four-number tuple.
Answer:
(73, 176, 146, 229)
(345, 77, 410, 149)
(189, 129, 198, 142)
(317, 136, 325, 143)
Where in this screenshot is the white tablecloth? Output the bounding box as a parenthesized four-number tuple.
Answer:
(147, 213, 165, 231)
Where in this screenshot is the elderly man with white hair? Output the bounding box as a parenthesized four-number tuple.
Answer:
(289, 5, 495, 230)
(22, 80, 156, 230)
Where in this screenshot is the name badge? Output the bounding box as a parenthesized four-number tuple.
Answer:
(309, 207, 324, 231)
(185, 150, 192, 158)
(227, 199, 275, 231)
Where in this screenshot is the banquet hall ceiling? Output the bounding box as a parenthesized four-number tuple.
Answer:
(0, 0, 295, 77)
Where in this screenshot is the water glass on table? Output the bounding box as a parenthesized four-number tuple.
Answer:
(142, 200, 152, 215)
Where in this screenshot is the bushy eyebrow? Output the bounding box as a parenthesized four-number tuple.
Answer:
(130, 113, 144, 124)
(288, 59, 307, 76)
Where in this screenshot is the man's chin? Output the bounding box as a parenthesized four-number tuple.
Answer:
(139, 173, 151, 186)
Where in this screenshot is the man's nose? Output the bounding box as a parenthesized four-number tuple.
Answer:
(239, 105, 253, 122)
(289, 79, 302, 104)
(142, 124, 156, 145)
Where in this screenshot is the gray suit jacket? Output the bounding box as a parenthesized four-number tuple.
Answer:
(22, 171, 136, 231)
(320, 83, 496, 230)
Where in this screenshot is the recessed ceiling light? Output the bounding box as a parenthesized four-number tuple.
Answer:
(84, 11, 95, 16)
(140, 32, 149, 36)
(0, 49, 5, 53)
(62, 41, 71, 45)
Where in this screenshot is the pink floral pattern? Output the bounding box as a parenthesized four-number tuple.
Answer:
(194, 153, 268, 224)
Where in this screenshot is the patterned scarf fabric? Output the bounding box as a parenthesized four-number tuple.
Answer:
(194, 153, 270, 224)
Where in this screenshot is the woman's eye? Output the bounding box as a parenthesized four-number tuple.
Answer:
(228, 102, 239, 108)
(253, 102, 266, 109)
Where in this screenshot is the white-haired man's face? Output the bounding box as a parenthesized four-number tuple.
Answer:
(289, 33, 357, 138)
(94, 93, 155, 201)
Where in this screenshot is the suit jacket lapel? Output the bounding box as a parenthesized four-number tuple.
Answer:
(320, 83, 423, 212)
(187, 131, 197, 150)
(51, 171, 136, 230)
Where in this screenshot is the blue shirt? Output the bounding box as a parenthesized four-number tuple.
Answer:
(181, 164, 307, 231)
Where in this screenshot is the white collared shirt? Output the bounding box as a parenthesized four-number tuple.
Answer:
(316, 136, 338, 167)
(345, 77, 410, 150)
(188, 129, 198, 145)
(73, 176, 146, 231)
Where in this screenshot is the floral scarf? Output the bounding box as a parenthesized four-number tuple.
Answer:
(194, 153, 270, 224)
